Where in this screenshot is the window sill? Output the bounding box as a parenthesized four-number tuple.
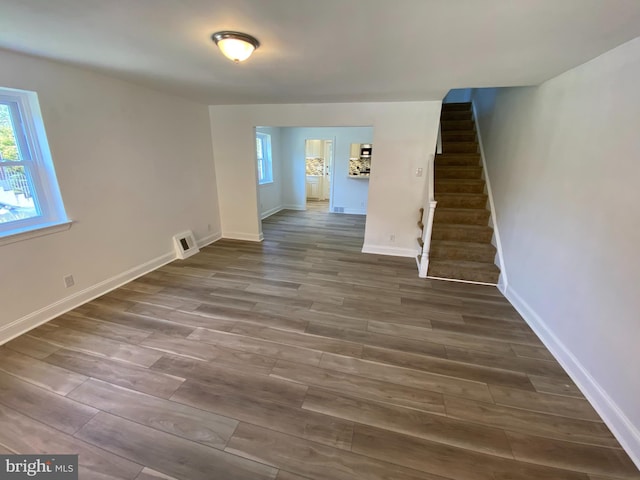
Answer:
(0, 220, 73, 246)
(259, 181, 274, 186)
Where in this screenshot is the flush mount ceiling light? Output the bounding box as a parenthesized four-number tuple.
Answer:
(211, 31, 260, 63)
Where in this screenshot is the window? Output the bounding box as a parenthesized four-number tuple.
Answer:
(256, 132, 273, 185)
(0, 87, 68, 239)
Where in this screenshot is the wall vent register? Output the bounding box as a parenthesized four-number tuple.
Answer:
(173, 230, 199, 259)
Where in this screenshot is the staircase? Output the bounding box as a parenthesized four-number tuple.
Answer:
(427, 102, 500, 284)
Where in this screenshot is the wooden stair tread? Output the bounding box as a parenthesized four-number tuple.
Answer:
(434, 208, 490, 226)
(431, 243, 496, 262)
(436, 171, 483, 180)
(436, 192, 487, 196)
(442, 146, 478, 153)
(440, 114, 472, 121)
(436, 155, 481, 161)
(431, 240, 496, 251)
(436, 179, 486, 193)
(436, 161, 480, 166)
(435, 193, 488, 209)
(441, 120, 475, 129)
(441, 138, 476, 144)
(430, 239, 497, 263)
(434, 223, 492, 231)
(429, 259, 499, 271)
(435, 165, 482, 169)
(442, 102, 472, 111)
(431, 223, 494, 243)
(436, 207, 489, 213)
(428, 259, 500, 284)
(440, 128, 476, 134)
(440, 128, 476, 132)
(436, 178, 484, 184)
(435, 213, 490, 224)
(437, 153, 480, 158)
(436, 193, 487, 200)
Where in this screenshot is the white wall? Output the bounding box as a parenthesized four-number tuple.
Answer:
(472, 37, 640, 466)
(280, 126, 373, 214)
(209, 102, 441, 255)
(0, 49, 220, 340)
(256, 126, 283, 219)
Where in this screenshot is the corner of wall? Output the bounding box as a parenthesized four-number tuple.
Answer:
(0, 253, 174, 346)
(222, 232, 264, 242)
(260, 206, 285, 220)
(282, 204, 306, 211)
(0, 233, 222, 347)
(501, 283, 640, 469)
(197, 231, 223, 248)
(361, 244, 419, 258)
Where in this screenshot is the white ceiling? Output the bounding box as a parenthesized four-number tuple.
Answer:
(1, 0, 640, 105)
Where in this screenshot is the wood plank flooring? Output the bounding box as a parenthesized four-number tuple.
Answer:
(0, 204, 638, 480)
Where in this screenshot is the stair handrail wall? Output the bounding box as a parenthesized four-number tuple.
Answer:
(418, 126, 441, 277)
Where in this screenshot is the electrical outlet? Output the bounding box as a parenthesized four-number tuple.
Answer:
(416, 168, 423, 177)
(390, 234, 395, 242)
(64, 275, 75, 288)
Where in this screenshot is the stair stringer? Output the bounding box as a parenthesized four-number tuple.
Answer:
(471, 100, 508, 291)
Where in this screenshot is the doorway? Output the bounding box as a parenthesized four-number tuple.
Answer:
(305, 139, 333, 211)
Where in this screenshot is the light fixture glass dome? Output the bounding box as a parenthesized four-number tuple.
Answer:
(212, 31, 260, 63)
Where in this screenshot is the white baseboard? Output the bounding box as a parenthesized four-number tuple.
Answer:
(260, 206, 284, 220)
(196, 231, 222, 248)
(0, 232, 222, 347)
(0, 251, 176, 346)
(222, 231, 264, 242)
(501, 284, 640, 469)
(361, 244, 418, 258)
(282, 204, 305, 211)
(342, 208, 366, 215)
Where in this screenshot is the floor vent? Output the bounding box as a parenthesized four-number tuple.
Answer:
(173, 231, 200, 259)
(334, 206, 345, 213)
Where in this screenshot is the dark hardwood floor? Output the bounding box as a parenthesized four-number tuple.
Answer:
(0, 204, 638, 479)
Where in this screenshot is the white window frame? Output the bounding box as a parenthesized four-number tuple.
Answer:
(0, 87, 69, 242)
(256, 132, 273, 185)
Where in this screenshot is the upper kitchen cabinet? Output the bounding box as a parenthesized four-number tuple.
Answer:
(305, 139, 323, 158)
(349, 143, 360, 159)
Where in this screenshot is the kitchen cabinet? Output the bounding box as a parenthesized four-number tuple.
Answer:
(306, 176, 322, 199)
(305, 140, 323, 158)
(348, 143, 373, 177)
